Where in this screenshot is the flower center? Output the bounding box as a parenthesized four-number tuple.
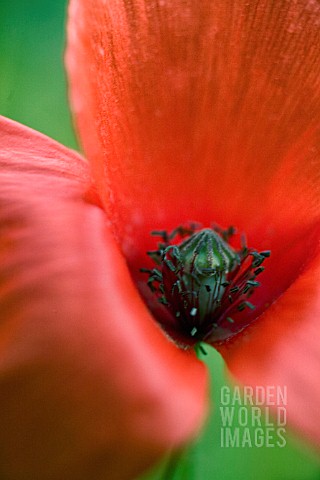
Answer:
(141, 224, 270, 344)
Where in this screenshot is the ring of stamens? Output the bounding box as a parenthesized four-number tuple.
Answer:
(141, 223, 270, 343)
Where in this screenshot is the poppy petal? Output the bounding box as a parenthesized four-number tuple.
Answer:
(0, 116, 207, 480)
(218, 243, 320, 447)
(66, 0, 320, 247)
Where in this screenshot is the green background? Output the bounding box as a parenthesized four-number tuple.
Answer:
(1, 1, 319, 479)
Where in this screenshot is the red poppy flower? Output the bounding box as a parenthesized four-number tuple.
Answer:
(66, 0, 320, 445)
(1, 0, 320, 479)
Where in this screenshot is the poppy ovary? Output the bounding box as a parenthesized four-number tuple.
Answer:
(141, 224, 271, 344)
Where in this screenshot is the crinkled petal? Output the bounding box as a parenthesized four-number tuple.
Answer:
(66, 0, 320, 250)
(0, 116, 207, 480)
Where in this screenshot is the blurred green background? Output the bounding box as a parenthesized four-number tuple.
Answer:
(0, 1, 319, 479)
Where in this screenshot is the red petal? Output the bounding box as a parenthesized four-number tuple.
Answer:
(0, 116, 207, 480)
(66, 0, 320, 246)
(218, 242, 320, 448)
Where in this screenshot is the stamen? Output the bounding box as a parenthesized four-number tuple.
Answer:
(141, 223, 270, 344)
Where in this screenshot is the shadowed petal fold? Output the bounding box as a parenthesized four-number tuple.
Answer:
(219, 246, 320, 448)
(0, 116, 207, 480)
